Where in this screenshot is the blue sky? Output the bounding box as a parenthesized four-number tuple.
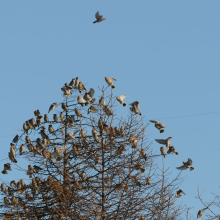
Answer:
(0, 1, 220, 218)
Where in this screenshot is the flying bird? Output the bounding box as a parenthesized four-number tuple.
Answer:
(155, 137, 172, 150)
(197, 208, 208, 218)
(176, 189, 185, 199)
(87, 106, 98, 115)
(130, 101, 141, 115)
(176, 158, 194, 171)
(48, 103, 58, 113)
(93, 11, 106, 24)
(167, 146, 179, 155)
(149, 120, 165, 133)
(116, 95, 127, 107)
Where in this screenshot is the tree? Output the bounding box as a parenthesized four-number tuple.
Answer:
(0, 77, 185, 219)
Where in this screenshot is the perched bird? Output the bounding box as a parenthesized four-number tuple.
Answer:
(160, 147, 166, 158)
(10, 146, 16, 157)
(105, 77, 116, 89)
(139, 215, 145, 220)
(197, 208, 208, 218)
(93, 11, 106, 24)
(25, 136, 31, 144)
(140, 149, 147, 160)
(20, 144, 25, 155)
(12, 135, 19, 143)
(99, 96, 105, 106)
(80, 129, 86, 139)
(155, 137, 172, 150)
(62, 103, 68, 112)
(69, 78, 75, 87)
(53, 114, 59, 123)
(44, 114, 50, 123)
(34, 110, 42, 119)
(1, 183, 6, 193)
(33, 165, 42, 173)
(30, 118, 36, 129)
(10, 180, 17, 187)
(146, 177, 151, 185)
(75, 77, 79, 88)
(75, 108, 82, 117)
(176, 189, 185, 199)
(77, 96, 86, 106)
(27, 165, 35, 178)
(23, 123, 29, 134)
(130, 101, 141, 115)
(60, 112, 64, 123)
(92, 127, 99, 142)
(48, 125, 55, 136)
(87, 106, 98, 115)
(48, 103, 58, 113)
(116, 95, 127, 107)
(4, 197, 10, 205)
(103, 105, 113, 116)
(176, 158, 195, 171)
(95, 155, 100, 165)
(64, 83, 72, 89)
(167, 146, 179, 155)
(36, 117, 42, 127)
(8, 152, 17, 163)
(149, 120, 165, 133)
(42, 149, 51, 159)
(2, 163, 11, 174)
(61, 86, 72, 96)
(77, 82, 86, 93)
(67, 131, 77, 140)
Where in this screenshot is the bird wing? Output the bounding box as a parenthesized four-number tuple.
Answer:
(187, 158, 192, 166)
(95, 11, 101, 19)
(88, 88, 95, 98)
(120, 95, 127, 100)
(158, 122, 165, 128)
(130, 101, 138, 106)
(109, 77, 116, 82)
(176, 165, 188, 170)
(155, 139, 166, 144)
(149, 120, 157, 123)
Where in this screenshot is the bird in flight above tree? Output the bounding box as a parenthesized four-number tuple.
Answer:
(93, 11, 106, 24)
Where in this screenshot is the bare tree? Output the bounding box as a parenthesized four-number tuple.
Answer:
(0, 77, 185, 219)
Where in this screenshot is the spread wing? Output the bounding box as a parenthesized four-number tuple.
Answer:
(187, 158, 192, 166)
(176, 165, 188, 170)
(95, 11, 102, 19)
(120, 95, 127, 100)
(149, 120, 157, 123)
(155, 139, 166, 144)
(88, 88, 95, 98)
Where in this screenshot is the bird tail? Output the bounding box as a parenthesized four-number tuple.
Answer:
(111, 85, 115, 89)
(160, 129, 165, 133)
(1, 171, 7, 174)
(123, 103, 127, 107)
(93, 21, 97, 24)
(175, 152, 179, 155)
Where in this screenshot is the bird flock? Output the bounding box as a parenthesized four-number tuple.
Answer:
(0, 11, 209, 218)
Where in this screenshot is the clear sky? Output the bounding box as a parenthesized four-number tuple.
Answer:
(0, 1, 220, 218)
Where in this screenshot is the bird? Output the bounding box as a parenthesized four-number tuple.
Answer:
(103, 105, 113, 116)
(23, 123, 29, 134)
(53, 114, 59, 123)
(12, 135, 19, 143)
(27, 165, 36, 178)
(61, 86, 72, 96)
(1, 183, 6, 193)
(176, 158, 195, 171)
(197, 208, 208, 218)
(77, 96, 86, 106)
(60, 112, 64, 123)
(155, 137, 172, 150)
(87, 106, 98, 115)
(105, 77, 116, 89)
(75, 77, 79, 88)
(44, 114, 50, 123)
(160, 147, 166, 158)
(10, 146, 16, 157)
(130, 101, 141, 115)
(140, 149, 147, 160)
(48, 125, 56, 136)
(93, 11, 106, 24)
(2, 163, 12, 174)
(48, 103, 59, 113)
(167, 146, 179, 155)
(69, 78, 75, 87)
(92, 128, 99, 142)
(77, 82, 86, 93)
(176, 189, 185, 199)
(75, 108, 82, 117)
(62, 103, 68, 112)
(99, 96, 105, 106)
(116, 95, 127, 107)
(83, 88, 95, 104)
(149, 120, 165, 133)
(10, 180, 17, 187)
(20, 144, 25, 155)
(95, 155, 100, 165)
(146, 177, 151, 185)
(67, 131, 77, 140)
